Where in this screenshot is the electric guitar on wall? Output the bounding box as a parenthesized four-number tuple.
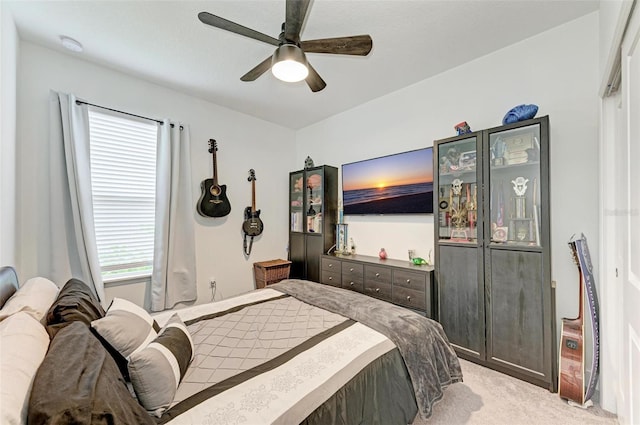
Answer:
(242, 169, 264, 237)
(197, 139, 231, 218)
(558, 239, 585, 404)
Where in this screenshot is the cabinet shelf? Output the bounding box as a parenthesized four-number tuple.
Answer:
(434, 116, 556, 392)
(289, 166, 338, 282)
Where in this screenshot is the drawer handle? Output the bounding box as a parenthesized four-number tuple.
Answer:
(349, 267, 354, 272)
(350, 281, 354, 286)
(406, 295, 412, 302)
(375, 288, 380, 293)
(329, 264, 333, 268)
(406, 279, 411, 284)
(328, 276, 333, 281)
(375, 273, 380, 278)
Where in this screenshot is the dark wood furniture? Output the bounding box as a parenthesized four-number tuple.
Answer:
(288, 165, 338, 282)
(320, 254, 435, 318)
(434, 116, 557, 391)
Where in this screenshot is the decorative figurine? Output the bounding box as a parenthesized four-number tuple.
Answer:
(509, 176, 531, 242)
(336, 223, 349, 254)
(511, 176, 529, 219)
(379, 248, 387, 260)
(491, 137, 506, 166)
(446, 148, 461, 171)
(449, 178, 468, 240)
(304, 156, 315, 169)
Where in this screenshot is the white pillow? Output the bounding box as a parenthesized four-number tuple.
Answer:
(91, 297, 160, 359)
(0, 311, 50, 425)
(0, 277, 59, 323)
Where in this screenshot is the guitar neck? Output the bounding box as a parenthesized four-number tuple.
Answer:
(212, 149, 219, 185)
(577, 267, 584, 322)
(251, 179, 256, 213)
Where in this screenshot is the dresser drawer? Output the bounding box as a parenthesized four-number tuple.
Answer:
(321, 257, 341, 272)
(363, 280, 392, 302)
(393, 286, 426, 311)
(321, 270, 341, 287)
(342, 279, 364, 293)
(341, 261, 364, 283)
(393, 270, 426, 292)
(364, 265, 392, 285)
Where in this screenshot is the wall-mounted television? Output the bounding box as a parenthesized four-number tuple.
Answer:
(342, 147, 433, 215)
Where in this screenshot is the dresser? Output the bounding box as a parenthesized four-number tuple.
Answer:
(320, 254, 435, 318)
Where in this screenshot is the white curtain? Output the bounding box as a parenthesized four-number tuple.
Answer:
(151, 121, 196, 311)
(47, 91, 104, 303)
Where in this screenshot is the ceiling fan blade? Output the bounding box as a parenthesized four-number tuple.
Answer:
(285, 0, 311, 43)
(305, 63, 326, 92)
(198, 12, 280, 46)
(301, 35, 373, 55)
(240, 56, 273, 81)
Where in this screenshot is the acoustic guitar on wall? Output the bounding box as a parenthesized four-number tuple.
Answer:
(197, 139, 231, 218)
(558, 240, 585, 405)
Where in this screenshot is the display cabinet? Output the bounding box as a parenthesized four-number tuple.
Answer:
(434, 116, 556, 391)
(289, 165, 338, 282)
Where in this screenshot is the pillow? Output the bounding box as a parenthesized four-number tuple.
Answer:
(128, 314, 194, 417)
(28, 322, 155, 425)
(91, 297, 160, 360)
(0, 312, 50, 425)
(0, 276, 59, 323)
(46, 278, 105, 338)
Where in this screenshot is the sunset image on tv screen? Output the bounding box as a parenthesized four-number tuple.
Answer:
(342, 148, 433, 215)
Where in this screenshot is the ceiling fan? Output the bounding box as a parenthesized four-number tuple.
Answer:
(198, 0, 373, 92)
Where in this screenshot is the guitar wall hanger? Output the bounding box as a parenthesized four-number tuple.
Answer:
(197, 139, 231, 218)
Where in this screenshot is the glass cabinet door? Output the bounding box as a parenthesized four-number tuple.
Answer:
(305, 168, 324, 234)
(488, 123, 541, 246)
(290, 171, 304, 233)
(436, 136, 479, 243)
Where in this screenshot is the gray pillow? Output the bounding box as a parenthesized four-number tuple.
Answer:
(90, 298, 160, 359)
(128, 313, 194, 417)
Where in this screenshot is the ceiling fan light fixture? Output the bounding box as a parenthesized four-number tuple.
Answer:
(271, 44, 308, 83)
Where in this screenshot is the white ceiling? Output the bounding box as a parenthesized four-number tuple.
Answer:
(5, 0, 598, 129)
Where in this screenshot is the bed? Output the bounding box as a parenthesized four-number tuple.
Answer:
(0, 265, 462, 425)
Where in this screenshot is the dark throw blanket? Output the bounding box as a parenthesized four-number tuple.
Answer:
(271, 279, 463, 419)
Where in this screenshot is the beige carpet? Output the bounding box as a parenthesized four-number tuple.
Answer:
(412, 359, 618, 425)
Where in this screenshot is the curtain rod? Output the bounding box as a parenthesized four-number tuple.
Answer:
(75, 100, 183, 130)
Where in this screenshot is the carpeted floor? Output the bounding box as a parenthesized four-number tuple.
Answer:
(412, 359, 618, 425)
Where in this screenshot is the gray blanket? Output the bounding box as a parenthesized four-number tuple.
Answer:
(271, 279, 463, 419)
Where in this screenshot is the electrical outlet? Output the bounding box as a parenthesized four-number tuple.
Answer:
(209, 278, 216, 288)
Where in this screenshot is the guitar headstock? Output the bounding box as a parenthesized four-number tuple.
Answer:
(248, 169, 256, 182)
(208, 139, 217, 153)
(568, 238, 579, 266)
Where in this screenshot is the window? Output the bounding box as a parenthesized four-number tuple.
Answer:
(87, 109, 158, 282)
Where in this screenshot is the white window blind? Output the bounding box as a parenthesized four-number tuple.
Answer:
(88, 109, 158, 281)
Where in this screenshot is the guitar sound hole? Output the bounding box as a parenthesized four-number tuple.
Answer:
(210, 186, 221, 196)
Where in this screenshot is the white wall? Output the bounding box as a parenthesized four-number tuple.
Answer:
(297, 11, 600, 370)
(0, 5, 18, 269)
(16, 42, 296, 306)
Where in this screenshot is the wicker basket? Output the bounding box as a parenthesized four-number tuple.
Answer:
(253, 259, 292, 289)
